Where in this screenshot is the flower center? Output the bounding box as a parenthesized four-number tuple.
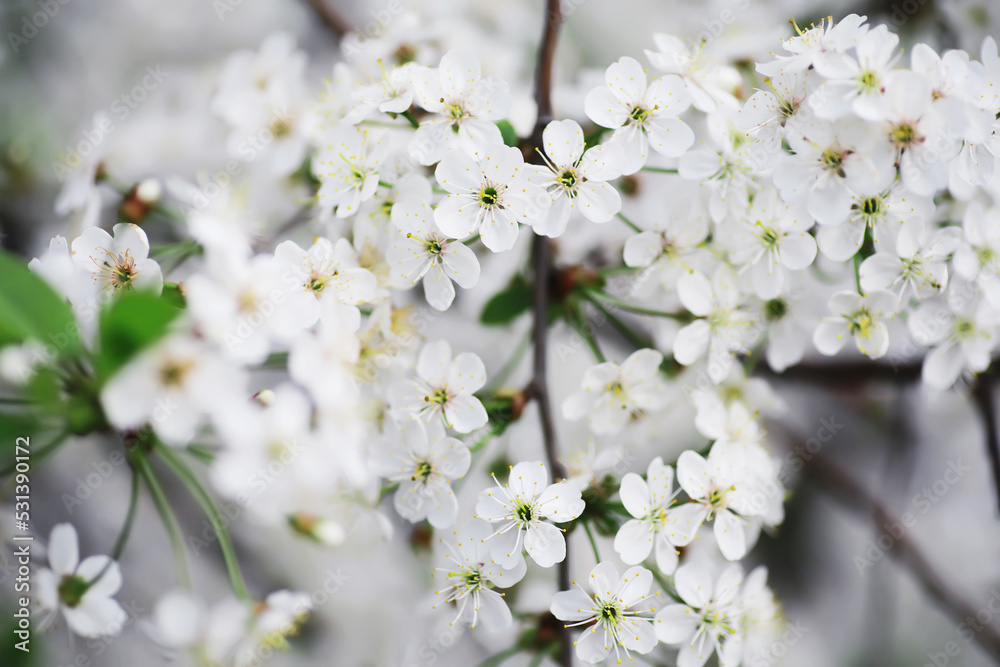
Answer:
(821, 148, 846, 177)
(394, 43, 416, 65)
(267, 439, 295, 461)
(270, 117, 292, 138)
(764, 297, 788, 321)
(858, 69, 880, 92)
(606, 381, 627, 405)
(479, 186, 499, 207)
(597, 599, 623, 627)
(425, 239, 443, 256)
(426, 388, 450, 405)
(890, 123, 917, 147)
(413, 460, 434, 481)
(462, 569, 483, 589)
(708, 487, 730, 508)
(977, 245, 996, 269)
(955, 319, 976, 339)
(338, 153, 370, 186)
(159, 359, 193, 387)
(558, 169, 578, 191)
(57, 574, 89, 608)
(847, 309, 874, 337)
(308, 268, 338, 297)
(628, 105, 652, 125)
(758, 225, 780, 247)
(860, 196, 883, 217)
(648, 506, 669, 528)
(443, 99, 469, 123)
(95, 249, 138, 293)
(513, 499, 536, 526)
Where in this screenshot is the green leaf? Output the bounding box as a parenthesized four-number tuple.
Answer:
(480, 277, 533, 326)
(0, 249, 79, 356)
(496, 119, 518, 148)
(0, 610, 38, 666)
(0, 411, 40, 447)
(97, 290, 180, 381)
(161, 282, 186, 308)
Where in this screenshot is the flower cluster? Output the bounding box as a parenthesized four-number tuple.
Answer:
(5, 6, 1000, 667)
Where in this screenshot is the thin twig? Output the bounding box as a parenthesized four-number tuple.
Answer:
(803, 449, 1000, 662)
(529, 2, 570, 666)
(972, 377, 1000, 515)
(529, 235, 562, 483)
(134, 453, 193, 590)
(528, 0, 565, 484)
(303, 0, 353, 37)
(155, 441, 252, 601)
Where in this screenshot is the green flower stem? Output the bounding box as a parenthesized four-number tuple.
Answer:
(154, 441, 251, 601)
(257, 351, 289, 369)
(483, 329, 532, 393)
(185, 443, 217, 464)
(401, 109, 421, 129)
(567, 308, 605, 363)
(110, 469, 141, 561)
(527, 651, 549, 667)
(585, 288, 688, 320)
(134, 452, 193, 590)
(582, 521, 601, 564)
(649, 567, 683, 603)
(853, 252, 863, 294)
(0, 429, 71, 478)
(616, 211, 642, 233)
(476, 644, 522, 667)
(580, 292, 653, 351)
(468, 419, 511, 453)
(640, 166, 679, 174)
(86, 468, 142, 588)
(602, 500, 631, 516)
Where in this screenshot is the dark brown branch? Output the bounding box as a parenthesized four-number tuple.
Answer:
(533, 0, 561, 131)
(528, 238, 563, 483)
(755, 360, 923, 385)
(803, 450, 1000, 662)
(528, 2, 570, 666)
(528, 0, 563, 481)
(303, 0, 353, 38)
(972, 377, 1000, 515)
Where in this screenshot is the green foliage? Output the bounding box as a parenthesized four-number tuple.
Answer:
(0, 612, 37, 666)
(481, 276, 534, 326)
(496, 119, 518, 148)
(97, 290, 180, 381)
(0, 249, 79, 357)
(161, 282, 186, 308)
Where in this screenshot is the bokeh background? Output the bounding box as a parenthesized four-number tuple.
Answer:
(2, 0, 1000, 665)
